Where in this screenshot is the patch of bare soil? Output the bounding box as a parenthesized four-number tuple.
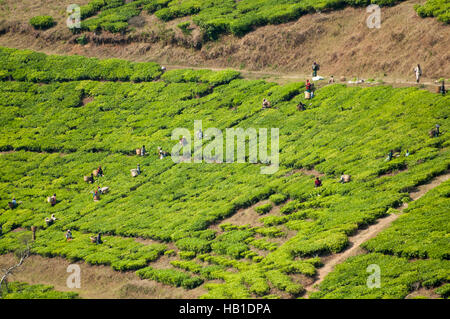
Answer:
(405, 286, 441, 299)
(266, 225, 297, 246)
(210, 199, 282, 231)
(409, 173, 450, 201)
(290, 273, 315, 288)
(304, 172, 450, 297)
(81, 96, 94, 106)
(378, 167, 409, 177)
(147, 254, 178, 270)
(285, 168, 325, 177)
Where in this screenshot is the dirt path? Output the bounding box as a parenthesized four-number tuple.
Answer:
(164, 63, 440, 87)
(304, 171, 450, 297)
(284, 168, 325, 177)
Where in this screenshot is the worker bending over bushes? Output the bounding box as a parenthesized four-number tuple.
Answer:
(90, 233, 102, 244)
(8, 197, 18, 209)
(315, 177, 322, 188)
(47, 193, 57, 206)
(45, 214, 57, 227)
(262, 98, 271, 109)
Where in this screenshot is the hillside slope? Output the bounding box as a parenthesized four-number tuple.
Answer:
(0, 1, 448, 80)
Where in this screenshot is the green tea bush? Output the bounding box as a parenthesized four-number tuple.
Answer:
(211, 229, 253, 259)
(269, 194, 287, 205)
(0, 229, 166, 271)
(436, 284, 450, 298)
(171, 260, 227, 280)
(176, 237, 211, 253)
(161, 68, 240, 87)
(177, 21, 192, 35)
(164, 249, 176, 256)
(280, 200, 299, 214)
(29, 16, 55, 30)
(242, 270, 270, 296)
(136, 266, 204, 289)
(266, 270, 304, 295)
(247, 237, 278, 251)
(80, 0, 151, 33)
(2, 282, 79, 299)
(255, 203, 272, 215)
(144, 0, 172, 13)
(311, 253, 450, 299)
(0, 47, 163, 82)
(253, 227, 285, 238)
(362, 181, 450, 260)
(415, 0, 450, 24)
(179, 250, 196, 260)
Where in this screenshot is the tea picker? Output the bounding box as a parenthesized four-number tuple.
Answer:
(314, 177, 322, 187)
(65, 229, 73, 241)
(90, 233, 102, 244)
(45, 214, 57, 227)
(8, 197, 19, 209)
(157, 147, 168, 159)
(439, 80, 446, 96)
(131, 164, 141, 177)
(45, 217, 53, 227)
(305, 80, 315, 99)
(297, 102, 306, 111)
(429, 124, 440, 138)
(413, 64, 422, 83)
(47, 193, 57, 206)
(84, 173, 94, 183)
(312, 62, 320, 77)
(340, 174, 351, 183)
(262, 98, 271, 109)
(91, 188, 100, 201)
(384, 150, 393, 161)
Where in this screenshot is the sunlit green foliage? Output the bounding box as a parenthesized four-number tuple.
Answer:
(2, 282, 79, 299)
(415, 0, 450, 24)
(313, 181, 450, 299)
(29, 16, 55, 30)
(311, 253, 450, 299)
(362, 180, 450, 260)
(0, 48, 449, 297)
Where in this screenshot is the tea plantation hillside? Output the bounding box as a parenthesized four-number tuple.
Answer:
(0, 47, 449, 298)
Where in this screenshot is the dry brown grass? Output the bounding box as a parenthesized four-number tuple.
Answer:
(0, 1, 447, 81)
(0, 0, 89, 21)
